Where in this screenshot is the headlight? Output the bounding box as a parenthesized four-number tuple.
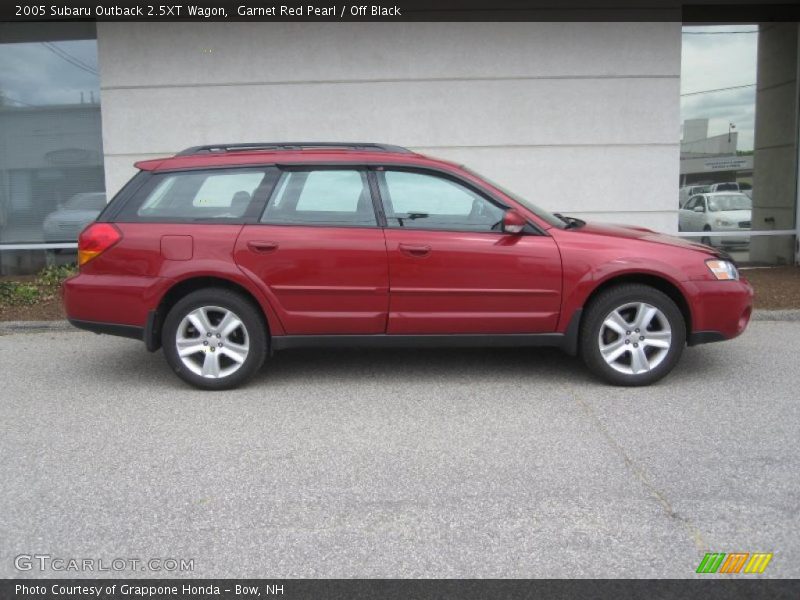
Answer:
(706, 259, 739, 281)
(715, 219, 732, 226)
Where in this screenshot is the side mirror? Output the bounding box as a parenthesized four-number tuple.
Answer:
(693, 206, 705, 213)
(502, 210, 526, 234)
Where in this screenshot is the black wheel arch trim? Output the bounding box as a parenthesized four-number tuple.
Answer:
(687, 331, 727, 346)
(144, 309, 161, 352)
(68, 318, 144, 341)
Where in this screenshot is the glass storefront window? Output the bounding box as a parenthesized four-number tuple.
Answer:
(0, 24, 104, 274)
(680, 23, 799, 265)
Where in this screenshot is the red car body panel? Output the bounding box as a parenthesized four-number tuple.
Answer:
(234, 225, 389, 335)
(63, 147, 754, 353)
(383, 229, 561, 334)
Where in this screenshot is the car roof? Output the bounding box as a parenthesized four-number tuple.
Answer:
(134, 143, 457, 172)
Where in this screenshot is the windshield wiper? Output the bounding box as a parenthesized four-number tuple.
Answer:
(553, 213, 586, 229)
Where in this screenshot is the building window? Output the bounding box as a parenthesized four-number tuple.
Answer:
(679, 23, 798, 265)
(0, 23, 104, 274)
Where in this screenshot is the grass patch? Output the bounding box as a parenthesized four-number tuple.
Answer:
(0, 264, 78, 308)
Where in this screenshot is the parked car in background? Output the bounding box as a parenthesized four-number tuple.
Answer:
(709, 182, 740, 193)
(63, 142, 753, 390)
(679, 184, 710, 208)
(678, 192, 752, 248)
(43, 192, 107, 242)
(739, 181, 753, 199)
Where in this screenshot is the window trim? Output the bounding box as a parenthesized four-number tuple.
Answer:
(106, 162, 548, 234)
(257, 165, 380, 229)
(98, 170, 152, 222)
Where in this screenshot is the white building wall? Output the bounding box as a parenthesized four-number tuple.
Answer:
(97, 22, 681, 232)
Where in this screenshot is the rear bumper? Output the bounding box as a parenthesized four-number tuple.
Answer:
(63, 272, 167, 327)
(63, 273, 167, 350)
(686, 277, 754, 344)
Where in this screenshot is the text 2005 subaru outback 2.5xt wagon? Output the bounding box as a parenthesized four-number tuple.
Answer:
(63, 142, 753, 390)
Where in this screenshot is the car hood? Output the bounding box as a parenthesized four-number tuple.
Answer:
(571, 222, 719, 255)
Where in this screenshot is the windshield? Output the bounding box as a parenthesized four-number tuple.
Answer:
(707, 194, 751, 212)
(462, 167, 567, 229)
(714, 182, 739, 192)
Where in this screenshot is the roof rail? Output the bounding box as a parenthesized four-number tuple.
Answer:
(175, 142, 413, 156)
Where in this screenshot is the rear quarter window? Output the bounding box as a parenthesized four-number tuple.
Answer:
(115, 167, 278, 222)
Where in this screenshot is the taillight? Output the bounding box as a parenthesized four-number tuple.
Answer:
(78, 223, 121, 266)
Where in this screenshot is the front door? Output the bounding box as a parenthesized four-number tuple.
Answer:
(376, 169, 562, 334)
(234, 167, 389, 334)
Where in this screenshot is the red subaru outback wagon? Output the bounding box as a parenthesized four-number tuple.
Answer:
(63, 142, 753, 390)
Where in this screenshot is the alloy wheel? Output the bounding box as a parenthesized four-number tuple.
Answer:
(597, 302, 672, 375)
(175, 306, 250, 378)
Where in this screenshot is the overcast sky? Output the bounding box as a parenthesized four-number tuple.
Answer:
(681, 24, 759, 151)
(0, 40, 99, 107)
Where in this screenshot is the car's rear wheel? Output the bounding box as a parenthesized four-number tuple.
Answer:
(162, 288, 267, 390)
(580, 284, 686, 386)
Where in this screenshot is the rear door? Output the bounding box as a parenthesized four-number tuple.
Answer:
(375, 168, 562, 334)
(234, 167, 389, 334)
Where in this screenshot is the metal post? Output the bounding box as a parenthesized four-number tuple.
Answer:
(795, 23, 800, 265)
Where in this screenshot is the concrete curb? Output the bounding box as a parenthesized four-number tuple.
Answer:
(2, 309, 800, 336)
(751, 309, 800, 322)
(0, 320, 75, 335)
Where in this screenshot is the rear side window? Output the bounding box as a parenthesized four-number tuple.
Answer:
(117, 168, 276, 222)
(260, 169, 376, 226)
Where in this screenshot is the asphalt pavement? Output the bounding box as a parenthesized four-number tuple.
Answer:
(0, 321, 798, 578)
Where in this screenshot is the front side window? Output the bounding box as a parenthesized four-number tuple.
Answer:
(378, 170, 505, 232)
(130, 169, 269, 221)
(686, 196, 704, 211)
(261, 169, 375, 226)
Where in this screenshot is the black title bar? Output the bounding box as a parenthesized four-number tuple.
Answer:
(2, 0, 800, 22)
(3, 579, 800, 600)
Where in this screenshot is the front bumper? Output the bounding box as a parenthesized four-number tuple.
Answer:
(706, 226, 750, 246)
(686, 277, 754, 345)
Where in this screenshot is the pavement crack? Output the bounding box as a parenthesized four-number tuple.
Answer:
(572, 391, 708, 553)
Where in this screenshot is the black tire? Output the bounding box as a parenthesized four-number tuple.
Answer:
(579, 284, 686, 386)
(162, 288, 268, 390)
(701, 226, 713, 247)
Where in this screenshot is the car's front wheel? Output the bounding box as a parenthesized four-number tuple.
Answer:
(162, 288, 268, 390)
(580, 284, 686, 386)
